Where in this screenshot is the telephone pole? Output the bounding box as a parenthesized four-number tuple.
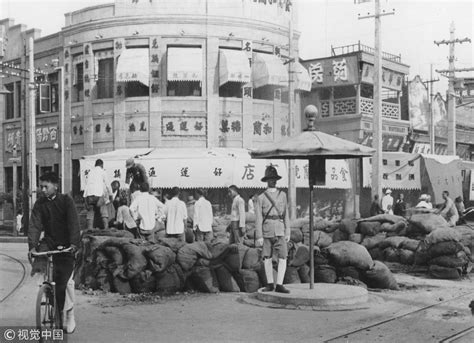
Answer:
(422, 65, 439, 153)
(358, 0, 395, 201)
(434, 22, 472, 155)
(287, 18, 296, 221)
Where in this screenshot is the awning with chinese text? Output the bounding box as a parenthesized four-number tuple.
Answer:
(167, 47, 203, 82)
(252, 53, 289, 88)
(219, 49, 251, 86)
(116, 48, 150, 86)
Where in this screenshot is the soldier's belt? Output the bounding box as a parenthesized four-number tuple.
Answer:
(266, 215, 283, 220)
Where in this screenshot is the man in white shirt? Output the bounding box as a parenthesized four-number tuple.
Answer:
(83, 159, 112, 230)
(129, 182, 165, 242)
(228, 185, 246, 244)
(164, 187, 187, 241)
(193, 189, 213, 242)
(381, 189, 394, 215)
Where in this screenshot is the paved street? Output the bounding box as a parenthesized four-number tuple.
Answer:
(1, 242, 473, 343)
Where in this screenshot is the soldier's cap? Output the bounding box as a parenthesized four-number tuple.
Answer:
(125, 158, 134, 168)
(261, 165, 282, 182)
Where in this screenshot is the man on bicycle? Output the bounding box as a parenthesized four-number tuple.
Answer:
(28, 172, 80, 334)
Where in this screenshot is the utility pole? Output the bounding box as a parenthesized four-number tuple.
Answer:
(287, 18, 296, 221)
(434, 22, 472, 155)
(422, 64, 439, 154)
(358, 0, 395, 201)
(28, 37, 37, 208)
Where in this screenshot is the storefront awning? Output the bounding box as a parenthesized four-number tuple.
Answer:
(80, 148, 351, 190)
(293, 62, 311, 92)
(219, 49, 251, 86)
(252, 53, 288, 89)
(363, 152, 421, 190)
(421, 154, 463, 203)
(359, 133, 406, 152)
(116, 49, 150, 86)
(167, 47, 203, 82)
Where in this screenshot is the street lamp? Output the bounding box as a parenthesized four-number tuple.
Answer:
(52, 58, 65, 192)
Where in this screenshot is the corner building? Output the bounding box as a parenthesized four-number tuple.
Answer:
(1, 0, 306, 194)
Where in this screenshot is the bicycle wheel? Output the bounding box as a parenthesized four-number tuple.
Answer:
(36, 284, 60, 330)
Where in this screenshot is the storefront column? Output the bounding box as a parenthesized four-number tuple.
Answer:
(242, 86, 253, 149)
(149, 36, 163, 147)
(82, 43, 94, 154)
(206, 37, 219, 148)
(113, 38, 126, 149)
(329, 87, 334, 117)
(62, 45, 73, 193)
(273, 89, 282, 141)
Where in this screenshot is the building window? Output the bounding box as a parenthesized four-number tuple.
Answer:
(97, 58, 114, 99)
(382, 159, 387, 165)
(408, 174, 415, 180)
(361, 83, 373, 99)
(408, 160, 414, 166)
(219, 82, 242, 98)
(167, 81, 201, 97)
(253, 85, 276, 101)
(73, 63, 84, 102)
(126, 81, 149, 97)
(36, 73, 59, 114)
(16, 82, 22, 118)
(383, 173, 388, 180)
(396, 174, 402, 180)
(4, 83, 14, 119)
(395, 160, 400, 166)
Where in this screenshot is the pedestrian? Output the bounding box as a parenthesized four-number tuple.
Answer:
(125, 157, 148, 191)
(130, 182, 165, 242)
(111, 180, 121, 211)
(454, 196, 466, 225)
(435, 191, 459, 227)
(83, 159, 112, 230)
(16, 209, 23, 235)
(163, 187, 187, 241)
(186, 194, 196, 228)
(129, 182, 141, 203)
(255, 166, 290, 293)
(416, 194, 432, 209)
(393, 193, 407, 217)
(227, 185, 246, 244)
(193, 189, 213, 242)
(370, 194, 384, 216)
(28, 172, 80, 334)
(381, 189, 394, 215)
(248, 193, 257, 215)
(114, 197, 137, 232)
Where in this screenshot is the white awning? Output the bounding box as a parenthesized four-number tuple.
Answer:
(293, 62, 312, 92)
(116, 48, 150, 86)
(252, 53, 289, 88)
(219, 49, 251, 86)
(167, 47, 203, 82)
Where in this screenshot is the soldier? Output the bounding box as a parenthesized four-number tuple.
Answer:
(255, 166, 290, 293)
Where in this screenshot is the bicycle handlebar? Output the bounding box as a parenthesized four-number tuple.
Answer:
(31, 247, 73, 257)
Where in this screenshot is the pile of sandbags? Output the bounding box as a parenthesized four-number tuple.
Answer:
(423, 228, 472, 280)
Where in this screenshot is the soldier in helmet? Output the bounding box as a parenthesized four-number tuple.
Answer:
(255, 165, 291, 293)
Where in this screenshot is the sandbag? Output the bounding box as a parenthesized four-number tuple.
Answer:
(456, 226, 474, 249)
(157, 237, 186, 253)
(361, 233, 386, 250)
(290, 217, 309, 229)
(380, 222, 392, 232)
(155, 263, 185, 294)
(408, 213, 449, 233)
(369, 247, 384, 261)
(425, 228, 461, 245)
(112, 275, 131, 294)
(283, 266, 301, 284)
(400, 238, 421, 252)
(242, 248, 262, 270)
(314, 231, 333, 248)
(429, 251, 470, 268)
(359, 214, 406, 224)
(298, 264, 311, 283)
(331, 229, 348, 242)
(427, 241, 464, 259)
(95, 267, 112, 292)
(358, 222, 381, 236)
(337, 276, 367, 289)
(399, 249, 415, 265)
(189, 266, 219, 293)
(325, 222, 340, 233)
(379, 236, 407, 250)
(233, 269, 261, 293)
(207, 242, 230, 259)
(103, 246, 124, 267)
(121, 243, 148, 279)
(290, 228, 303, 243)
(290, 244, 310, 267)
(215, 266, 240, 292)
(383, 247, 400, 263)
(82, 228, 134, 238)
(349, 233, 363, 244)
(145, 245, 176, 273)
(223, 244, 249, 272)
(184, 227, 195, 243)
(414, 241, 430, 266)
(314, 248, 329, 266)
(130, 270, 156, 293)
(336, 266, 361, 280)
(314, 265, 337, 283)
(326, 241, 374, 270)
(363, 261, 399, 290)
(428, 264, 462, 279)
(177, 242, 213, 271)
(314, 218, 331, 231)
(339, 219, 358, 235)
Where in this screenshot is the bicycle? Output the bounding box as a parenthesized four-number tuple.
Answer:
(31, 246, 73, 332)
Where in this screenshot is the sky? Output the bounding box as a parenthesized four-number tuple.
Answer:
(1, 0, 473, 93)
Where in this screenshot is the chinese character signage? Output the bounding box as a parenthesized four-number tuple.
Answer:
(303, 55, 359, 88)
(6, 129, 22, 151)
(162, 116, 207, 137)
(361, 63, 403, 91)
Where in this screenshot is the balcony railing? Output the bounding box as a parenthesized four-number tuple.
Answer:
(320, 96, 400, 120)
(331, 41, 402, 63)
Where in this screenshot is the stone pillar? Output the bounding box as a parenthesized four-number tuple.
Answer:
(242, 85, 253, 149)
(113, 39, 126, 150)
(149, 36, 163, 147)
(62, 46, 73, 193)
(206, 37, 219, 148)
(82, 43, 94, 154)
(273, 89, 282, 141)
